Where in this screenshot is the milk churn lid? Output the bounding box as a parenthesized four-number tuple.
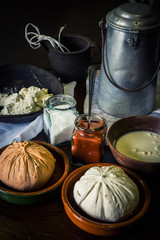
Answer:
(106, 3, 160, 31)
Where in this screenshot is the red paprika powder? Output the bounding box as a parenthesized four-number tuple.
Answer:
(71, 114, 107, 164)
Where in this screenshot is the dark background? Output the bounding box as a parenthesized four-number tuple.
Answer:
(0, 0, 160, 71)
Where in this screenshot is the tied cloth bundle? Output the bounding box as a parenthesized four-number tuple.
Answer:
(25, 23, 70, 52)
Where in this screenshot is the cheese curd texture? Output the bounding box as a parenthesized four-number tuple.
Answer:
(73, 166, 139, 222)
(0, 86, 53, 115)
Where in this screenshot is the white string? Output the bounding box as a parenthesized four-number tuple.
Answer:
(58, 24, 66, 43)
(25, 23, 70, 52)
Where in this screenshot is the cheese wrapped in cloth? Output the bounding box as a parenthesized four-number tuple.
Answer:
(73, 166, 139, 222)
(0, 141, 56, 191)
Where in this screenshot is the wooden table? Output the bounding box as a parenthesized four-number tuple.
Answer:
(0, 78, 159, 240)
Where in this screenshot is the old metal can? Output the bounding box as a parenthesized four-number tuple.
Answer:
(98, 2, 160, 117)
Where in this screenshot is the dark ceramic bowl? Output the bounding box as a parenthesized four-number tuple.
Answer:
(41, 34, 99, 83)
(107, 116, 160, 173)
(0, 141, 69, 204)
(0, 64, 63, 123)
(61, 163, 150, 236)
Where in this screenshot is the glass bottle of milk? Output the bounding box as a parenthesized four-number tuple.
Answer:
(43, 94, 79, 145)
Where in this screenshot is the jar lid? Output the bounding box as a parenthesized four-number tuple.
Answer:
(75, 113, 107, 133)
(46, 94, 77, 110)
(106, 3, 160, 31)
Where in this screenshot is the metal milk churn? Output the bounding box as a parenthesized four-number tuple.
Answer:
(97, 2, 160, 117)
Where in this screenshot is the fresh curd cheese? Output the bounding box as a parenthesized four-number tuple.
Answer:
(0, 86, 53, 115)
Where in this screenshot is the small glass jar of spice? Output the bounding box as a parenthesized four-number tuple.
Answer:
(71, 113, 107, 165)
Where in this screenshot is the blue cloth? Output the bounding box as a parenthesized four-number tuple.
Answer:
(0, 81, 77, 148)
(0, 114, 43, 148)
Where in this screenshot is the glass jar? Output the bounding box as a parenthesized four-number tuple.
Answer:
(43, 94, 79, 145)
(71, 113, 107, 165)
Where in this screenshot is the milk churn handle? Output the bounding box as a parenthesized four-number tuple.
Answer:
(99, 19, 160, 92)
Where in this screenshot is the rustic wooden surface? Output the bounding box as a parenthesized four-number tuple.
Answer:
(0, 1, 160, 239)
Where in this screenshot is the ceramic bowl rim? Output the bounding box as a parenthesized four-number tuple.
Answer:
(0, 141, 70, 197)
(107, 115, 160, 168)
(61, 163, 150, 235)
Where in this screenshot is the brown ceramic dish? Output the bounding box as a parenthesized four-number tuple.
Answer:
(61, 163, 150, 236)
(107, 115, 160, 173)
(0, 141, 69, 204)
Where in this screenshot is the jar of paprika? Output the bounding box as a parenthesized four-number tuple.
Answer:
(71, 113, 107, 165)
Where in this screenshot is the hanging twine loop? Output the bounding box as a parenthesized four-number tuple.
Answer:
(25, 23, 70, 52)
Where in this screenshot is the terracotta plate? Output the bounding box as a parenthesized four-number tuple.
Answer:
(61, 163, 150, 236)
(0, 141, 69, 204)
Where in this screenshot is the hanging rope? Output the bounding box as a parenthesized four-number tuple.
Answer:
(25, 23, 70, 52)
